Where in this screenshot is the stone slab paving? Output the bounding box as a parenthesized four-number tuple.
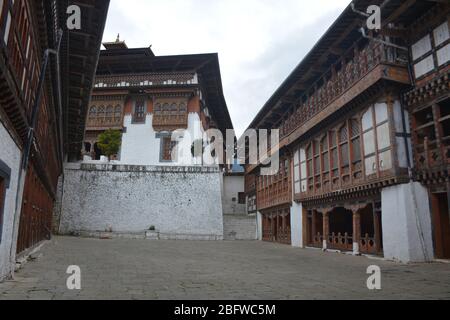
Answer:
(0, 236, 449, 300)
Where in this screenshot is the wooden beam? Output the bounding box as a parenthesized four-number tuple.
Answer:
(382, 0, 417, 26)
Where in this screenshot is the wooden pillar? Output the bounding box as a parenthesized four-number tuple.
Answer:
(323, 212, 330, 250)
(353, 211, 361, 255)
(311, 210, 317, 245)
(373, 210, 382, 254)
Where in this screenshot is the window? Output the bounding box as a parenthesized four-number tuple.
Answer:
(411, 22, 450, 79)
(293, 150, 300, 194)
(339, 125, 349, 168)
(363, 103, 392, 176)
(97, 106, 105, 124)
(0, 159, 11, 244)
(133, 99, 146, 124)
(1, 0, 12, 46)
(321, 136, 329, 173)
(299, 148, 307, 193)
(161, 136, 177, 162)
(154, 103, 162, 115)
(238, 192, 246, 205)
(114, 105, 122, 122)
(89, 106, 97, 120)
(106, 106, 113, 123)
(351, 119, 361, 163)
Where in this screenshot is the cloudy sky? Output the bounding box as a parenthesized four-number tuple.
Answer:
(103, 0, 351, 136)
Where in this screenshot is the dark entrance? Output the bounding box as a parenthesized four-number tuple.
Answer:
(430, 192, 450, 259)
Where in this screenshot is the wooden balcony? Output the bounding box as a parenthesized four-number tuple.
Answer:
(279, 41, 410, 148)
(86, 117, 123, 130)
(94, 72, 198, 89)
(257, 176, 291, 211)
(153, 114, 189, 132)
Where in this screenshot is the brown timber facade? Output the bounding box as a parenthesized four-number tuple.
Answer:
(247, 0, 449, 262)
(0, 0, 109, 281)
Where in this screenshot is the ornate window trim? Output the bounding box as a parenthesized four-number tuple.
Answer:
(156, 132, 178, 163)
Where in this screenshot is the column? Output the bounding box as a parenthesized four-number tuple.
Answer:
(311, 210, 317, 245)
(323, 212, 329, 250)
(353, 211, 361, 255)
(373, 210, 381, 254)
(290, 202, 304, 248)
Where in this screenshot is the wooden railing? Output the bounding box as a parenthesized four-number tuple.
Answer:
(257, 177, 291, 210)
(153, 114, 189, 130)
(87, 117, 123, 128)
(279, 41, 407, 139)
(94, 72, 198, 89)
(277, 227, 291, 245)
(311, 233, 323, 248)
(359, 234, 377, 255)
(328, 232, 353, 251)
(262, 227, 273, 242)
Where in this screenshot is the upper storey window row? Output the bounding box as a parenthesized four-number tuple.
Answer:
(88, 104, 123, 128)
(412, 21, 449, 79)
(293, 102, 394, 197)
(1, 0, 42, 118)
(94, 73, 199, 89)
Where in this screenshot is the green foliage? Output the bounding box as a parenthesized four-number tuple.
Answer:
(97, 129, 122, 158)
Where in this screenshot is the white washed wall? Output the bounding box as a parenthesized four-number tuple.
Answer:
(120, 112, 205, 166)
(59, 164, 224, 240)
(0, 124, 21, 281)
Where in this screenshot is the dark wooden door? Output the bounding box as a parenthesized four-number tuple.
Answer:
(431, 192, 450, 259)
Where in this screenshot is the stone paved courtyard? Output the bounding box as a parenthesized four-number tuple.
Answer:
(0, 236, 450, 300)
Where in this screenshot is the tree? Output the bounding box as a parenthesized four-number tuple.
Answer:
(97, 129, 122, 159)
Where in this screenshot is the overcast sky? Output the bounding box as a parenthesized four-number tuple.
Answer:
(103, 0, 351, 136)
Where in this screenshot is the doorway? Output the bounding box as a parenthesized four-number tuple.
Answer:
(430, 192, 450, 259)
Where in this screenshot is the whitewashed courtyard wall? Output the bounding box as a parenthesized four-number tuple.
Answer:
(59, 163, 224, 240)
(0, 123, 21, 281)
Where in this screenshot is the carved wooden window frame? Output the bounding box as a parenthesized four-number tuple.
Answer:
(157, 132, 177, 163)
(133, 99, 146, 124)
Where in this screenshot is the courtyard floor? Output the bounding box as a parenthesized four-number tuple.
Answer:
(0, 236, 449, 300)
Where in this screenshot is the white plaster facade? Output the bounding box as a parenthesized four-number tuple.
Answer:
(0, 123, 21, 281)
(256, 212, 263, 241)
(382, 182, 434, 263)
(222, 175, 246, 215)
(119, 112, 205, 166)
(290, 202, 304, 248)
(59, 163, 224, 240)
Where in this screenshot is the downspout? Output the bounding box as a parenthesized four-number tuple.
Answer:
(10, 29, 63, 271)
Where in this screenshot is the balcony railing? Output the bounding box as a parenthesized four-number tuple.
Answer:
(153, 114, 189, 131)
(87, 117, 123, 128)
(94, 72, 198, 89)
(257, 177, 291, 210)
(279, 41, 407, 139)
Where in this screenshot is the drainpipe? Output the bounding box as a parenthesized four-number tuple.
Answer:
(10, 29, 63, 273)
(22, 29, 64, 170)
(359, 27, 408, 52)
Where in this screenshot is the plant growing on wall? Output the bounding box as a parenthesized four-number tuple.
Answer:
(97, 129, 122, 159)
